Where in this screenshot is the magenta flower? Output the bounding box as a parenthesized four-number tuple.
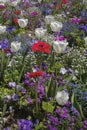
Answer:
(31, 11, 38, 16)
(71, 18, 81, 23)
(0, 4, 5, 9)
(56, 36, 66, 41)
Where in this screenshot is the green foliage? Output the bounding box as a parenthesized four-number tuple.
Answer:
(42, 101, 55, 113)
(35, 122, 47, 130)
(71, 93, 84, 120)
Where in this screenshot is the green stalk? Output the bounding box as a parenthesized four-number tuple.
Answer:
(18, 62, 25, 83)
(18, 46, 29, 83)
(35, 79, 39, 114)
(0, 50, 5, 80)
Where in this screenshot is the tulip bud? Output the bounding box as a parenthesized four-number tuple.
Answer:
(45, 15, 55, 24)
(11, 41, 21, 52)
(35, 28, 47, 39)
(53, 39, 68, 53)
(18, 18, 28, 28)
(50, 21, 63, 32)
(0, 25, 6, 34)
(55, 90, 69, 105)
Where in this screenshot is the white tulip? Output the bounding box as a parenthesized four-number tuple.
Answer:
(53, 40, 68, 53)
(11, 41, 21, 52)
(50, 21, 63, 32)
(55, 90, 69, 105)
(45, 15, 55, 24)
(18, 18, 28, 28)
(35, 28, 47, 39)
(0, 25, 6, 34)
(60, 67, 67, 74)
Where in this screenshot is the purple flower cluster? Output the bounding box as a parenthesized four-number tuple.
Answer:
(61, 21, 79, 35)
(45, 104, 79, 130)
(48, 114, 59, 125)
(81, 9, 87, 20)
(55, 107, 69, 119)
(83, 120, 87, 129)
(84, 49, 87, 56)
(8, 82, 16, 88)
(0, 38, 9, 49)
(31, 11, 38, 16)
(6, 26, 16, 31)
(48, 125, 57, 130)
(0, 4, 5, 9)
(60, 107, 69, 119)
(38, 85, 45, 98)
(78, 24, 87, 35)
(12, 93, 19, 101)
(71, 105, 80, 116)
(46, 114, 59, 130)
(3, 127, 10, 130)
(18, 119, 33, 130)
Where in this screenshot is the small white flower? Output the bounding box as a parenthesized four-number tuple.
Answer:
(4, 95, 11, 100)
(60, 67, 67, 74)
(11, 41, 21, 52)
(84, 37, 87, 44)
(45, 15, 55, 24)
(53, 40, 68, 53)
(35, 28, 47, 39)
(18, 18, 28, 28)
(72, 75, 77, 81)
(55, 90, 69, 105)
(0, 25, 6, 34)
(50, 21, 63, 32)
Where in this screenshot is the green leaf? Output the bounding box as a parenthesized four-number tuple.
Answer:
(35, 122, 47, 130)
(79, 104, 84, 119)
(71, 92, 75, 105)
(2, 104, 7, 117)
(71, 93, 84, 119)
(42, 101, 55, 113)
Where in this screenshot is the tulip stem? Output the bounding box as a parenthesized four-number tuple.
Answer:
(0, 49, 5, 81)
(35, 80, 39, 114)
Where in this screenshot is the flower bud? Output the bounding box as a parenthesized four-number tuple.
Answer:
(56, 90, 69, 105)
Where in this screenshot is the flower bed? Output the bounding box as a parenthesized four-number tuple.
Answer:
(0, 0, 87, 130)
